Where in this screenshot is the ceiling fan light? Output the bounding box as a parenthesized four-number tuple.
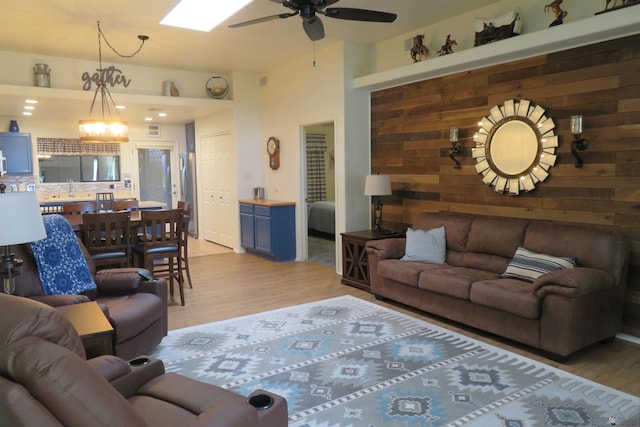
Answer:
(79, 119, 129, 143)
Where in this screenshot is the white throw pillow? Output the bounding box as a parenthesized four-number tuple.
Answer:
(401, 226, 446, 264)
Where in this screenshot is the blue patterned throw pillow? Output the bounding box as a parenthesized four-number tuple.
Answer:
(502, 246, 576, 283)
(30, 214, 96, 296)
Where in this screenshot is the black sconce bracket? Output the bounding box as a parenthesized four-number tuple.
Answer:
(449, 144, 463, 169)
(571, 135, 588, 168)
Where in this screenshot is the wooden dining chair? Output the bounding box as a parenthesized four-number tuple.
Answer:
(81, 211, 131, 269)
(62, 201, 97, 216)
(96, 192, 115, 212)
(132, 209, 185, 305)
(177, 201, 193, 289)
(114, 199, 140, 212)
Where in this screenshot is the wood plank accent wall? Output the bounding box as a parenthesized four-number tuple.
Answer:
(370, 33, 640, 336)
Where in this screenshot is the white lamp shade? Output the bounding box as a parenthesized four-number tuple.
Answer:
(0, 192, 47, 246)
(364, 175, 392, 196)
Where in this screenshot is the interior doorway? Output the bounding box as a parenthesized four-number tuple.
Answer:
(303, 122, 336, 269)
(131, 141, 180, 209)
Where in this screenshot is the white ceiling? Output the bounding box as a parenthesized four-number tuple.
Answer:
(0, 0, 500, 124)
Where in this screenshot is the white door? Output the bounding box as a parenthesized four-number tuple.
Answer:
(200, 133, 234, 248)
(131, 141, 180, 209)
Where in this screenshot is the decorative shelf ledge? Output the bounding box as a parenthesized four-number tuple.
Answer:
(354, 8, 640, 92)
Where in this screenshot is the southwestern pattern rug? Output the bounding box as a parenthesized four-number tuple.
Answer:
(151, 296, 639, 426)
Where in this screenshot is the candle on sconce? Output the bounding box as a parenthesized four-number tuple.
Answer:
(449, 127, 459, 142)
(570, 115, 583, 135)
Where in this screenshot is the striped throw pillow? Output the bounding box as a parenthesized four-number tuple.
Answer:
(502, 246, 576, 282)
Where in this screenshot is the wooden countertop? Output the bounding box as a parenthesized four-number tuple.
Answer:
(239, 199, 295, 207)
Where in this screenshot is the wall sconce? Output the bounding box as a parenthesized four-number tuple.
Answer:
(570, 115, 588, 168)
(449, 127, 463, 169)
(364, 174, 392, 233)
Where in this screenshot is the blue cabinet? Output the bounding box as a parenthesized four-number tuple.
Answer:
(239, 201, 295, 262)
(0, 132, 33, 175)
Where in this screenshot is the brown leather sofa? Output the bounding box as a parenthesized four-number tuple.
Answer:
(366, 212, 629, 358)
(0, 294, 288, 427)
(12, 240, 168, 360)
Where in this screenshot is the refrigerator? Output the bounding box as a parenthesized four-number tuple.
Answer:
(181, 123, 198, 237)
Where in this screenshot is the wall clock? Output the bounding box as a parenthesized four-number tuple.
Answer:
(267, 137, 280, 170)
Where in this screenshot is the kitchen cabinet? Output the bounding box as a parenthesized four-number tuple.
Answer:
(239, 200, 295, 262)
(0, 132, 33, 175)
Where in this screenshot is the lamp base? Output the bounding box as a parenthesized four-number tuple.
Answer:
(1, 246, 23, 295)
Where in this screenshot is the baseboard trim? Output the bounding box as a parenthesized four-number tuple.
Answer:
(617, 333, 640, 345)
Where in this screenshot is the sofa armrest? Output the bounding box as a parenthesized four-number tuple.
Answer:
(532, 267, 616, 298)
(365, 238, 406, 260)
(107, 356, 166, 398)
(88, 355, 131, 382)
(28, 294, 91, 307)
(94, 268, 162, 295)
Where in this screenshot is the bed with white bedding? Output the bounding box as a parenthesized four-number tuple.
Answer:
(307, 200, 335, 235)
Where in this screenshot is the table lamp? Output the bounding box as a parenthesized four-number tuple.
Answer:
(0, 192, 47, 294)
(364, 174, 392, 232)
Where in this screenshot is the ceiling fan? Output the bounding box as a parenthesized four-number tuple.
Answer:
(229, 0, 397, 42)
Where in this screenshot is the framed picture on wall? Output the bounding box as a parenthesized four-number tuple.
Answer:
(147, 124, 161, 138)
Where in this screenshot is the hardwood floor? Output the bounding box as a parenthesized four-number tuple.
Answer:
(166, 249, 640, 397)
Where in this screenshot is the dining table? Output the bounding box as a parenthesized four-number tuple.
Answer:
(64, 210, 143, 233)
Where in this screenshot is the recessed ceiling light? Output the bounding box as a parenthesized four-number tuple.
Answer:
(160, 0, 252, 32)
(22, 112, 32, 116)
(24, 106, 35, 110)
(158, 113, 167, 117)
(25, 99, 38, 104)
(116, 105, 126, 110)
(145, 117, 153, 121)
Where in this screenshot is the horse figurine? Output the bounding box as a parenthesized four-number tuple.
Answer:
(605, 0, 630, 9)
(410, 35, 429, 63)
(437, 35, 457, 56)
(544, 0, 568, 26)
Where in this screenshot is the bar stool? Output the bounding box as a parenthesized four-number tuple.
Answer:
(96, 192, 115, 212)
(81, 211, 131, 269)
(177, 201, 193, 289)
(132, 209, 184, 305)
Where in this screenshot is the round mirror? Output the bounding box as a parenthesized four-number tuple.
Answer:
(472, 99, 558, 195)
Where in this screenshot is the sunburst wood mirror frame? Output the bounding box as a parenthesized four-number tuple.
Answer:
(472, 99, 558, 195)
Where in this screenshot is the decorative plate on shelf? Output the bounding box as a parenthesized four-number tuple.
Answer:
(206, 76, 229, 99)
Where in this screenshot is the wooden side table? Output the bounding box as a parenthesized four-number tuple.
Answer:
(57, 301, 114, 358)
(341, 230, 404, 292)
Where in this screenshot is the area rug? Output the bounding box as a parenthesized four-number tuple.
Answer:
(151, 296, 639, 426)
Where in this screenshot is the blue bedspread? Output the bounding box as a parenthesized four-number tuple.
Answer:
(30, 214, 96, 296)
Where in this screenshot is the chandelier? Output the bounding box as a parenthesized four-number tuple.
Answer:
(79, 21, 148, 144)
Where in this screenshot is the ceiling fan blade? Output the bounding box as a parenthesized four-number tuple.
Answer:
(303, 17, 325, 41)
(229, 12, 298, 28)
(322, 7, 397, 22)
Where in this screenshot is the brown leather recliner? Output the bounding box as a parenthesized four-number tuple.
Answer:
(0, 294, 288, 427)
(13, 239, 168, 360)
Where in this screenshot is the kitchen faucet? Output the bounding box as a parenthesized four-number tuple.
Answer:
(68, 179, 74, 198)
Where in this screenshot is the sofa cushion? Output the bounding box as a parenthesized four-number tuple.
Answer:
(502, 246, 576, 283)
(401, 226, 446, 263)
(98, 293, 164, 343)
(413, 212, 472, 252)
(466, 216, 528, 258)
(377, 259, 445, 288)
(418, 267, 500, 300)
(470, 279, 542, 319)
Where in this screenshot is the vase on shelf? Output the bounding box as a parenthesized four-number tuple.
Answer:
(9, 120, 19, 132)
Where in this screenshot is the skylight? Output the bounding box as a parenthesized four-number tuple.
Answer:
(160, 0, 253, 32)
